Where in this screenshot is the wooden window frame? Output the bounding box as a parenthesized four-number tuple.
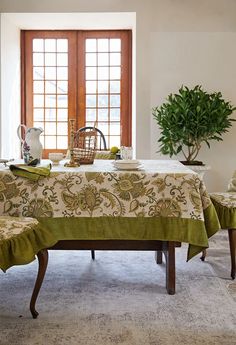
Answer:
(21, 30, 132, 156)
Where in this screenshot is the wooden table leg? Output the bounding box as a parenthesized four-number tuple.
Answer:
(163, 242, 175, 295)
(200, 249, 207, 261)
(91, 250, 95, 260)
(155, 250, 163, 264)
(228, 229, 236, 280)
(30, 249, 48, 319)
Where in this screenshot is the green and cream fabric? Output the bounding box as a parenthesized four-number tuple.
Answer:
(210, 192, 236, 229)
(0, 216, 39, 241)
(9, 163, 51, 181)
(210, 169, 236, 228)
(0, 216, 56, 271)
(0, 160, 220, 263)
(0, 162, 210, 219)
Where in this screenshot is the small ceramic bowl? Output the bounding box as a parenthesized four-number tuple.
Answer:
(48, 153, 64, 165)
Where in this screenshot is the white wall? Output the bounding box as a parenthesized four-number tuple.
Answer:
(150, 32, 236, 191)
(0, 0, 236, 191)
(0, 12, 136, 159)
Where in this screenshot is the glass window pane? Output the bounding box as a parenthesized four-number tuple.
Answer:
(57, 122, 68, 135)
(45, 53, 56, 66)
(45, 67, 56, 80)
(86, 39, 97, 52)
(110, 95, 120, 107)
(57, 39, 68, 52)
(110, 122, 120, 136)
(57, 67, 68, 80)
(33, 67, 44, 80)
(57, 53, 68, 66)
(86, 53, 96, 66)
(45, 122, 56, 135)
(33, 122, 44, 131)
(98, 39, 108, 52)
(98, 95, 108, 107)
(86, 95, 96, 107)
(45, 108, 56, 121)
(34, 81, 44, 93)
(57, 95, 68, 108)
(110, 67, 120, 80)
(57, 81, 68, 94)
(86, 81, 96, 93)
(110, 81, 120, 93)
(45, 39, 56, 52)
(34, 95, 44, 107)
(110, 53, 121, 66)
(98, 53, 109, 66)
(33, 53, 44, 66)
(57, 109, 68, 121)
(85, 122, 95, 128)
(98, 67, 108, 80)
(45, 136, 56, 149)
(86, 67, 97, 80)
(33, 39, 44, 52)
(86, 109, 97, 122)
(45, 95, 56, 107)
(110, 108, 120, 121)
(45, 81, 56, 94)
(33, 108, 44, 121)
(57, 136, 68, 149)
(97, 122, 108, 135)
(98, 81, 108, 93)
(110, 39, 121, 52)
(110, 136, 120, 148)
(98, 109, 108, 121)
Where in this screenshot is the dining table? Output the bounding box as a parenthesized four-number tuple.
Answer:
(0, 159, 220, 313)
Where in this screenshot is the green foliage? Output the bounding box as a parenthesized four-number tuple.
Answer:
(152, 85, 236, 162)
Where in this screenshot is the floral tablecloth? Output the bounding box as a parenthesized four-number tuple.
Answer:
(0, 159, 220, 266)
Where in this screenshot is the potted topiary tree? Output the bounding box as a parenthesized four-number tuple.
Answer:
(152, 85, 236, 165)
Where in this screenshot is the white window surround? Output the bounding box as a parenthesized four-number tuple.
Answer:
(0, 12, 136, 158)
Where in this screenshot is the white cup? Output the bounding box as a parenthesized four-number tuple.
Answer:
(120, 146, 133, 160)
(48, 152, 64, 165)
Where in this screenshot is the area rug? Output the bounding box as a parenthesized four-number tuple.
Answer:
(0, 231, 235, 345)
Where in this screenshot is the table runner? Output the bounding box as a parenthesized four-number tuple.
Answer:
(0, 159, 220, 268)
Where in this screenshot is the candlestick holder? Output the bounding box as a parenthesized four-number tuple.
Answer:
(64, 119, 80, 167)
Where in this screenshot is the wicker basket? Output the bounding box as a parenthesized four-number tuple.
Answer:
(73, 129, 97, 164)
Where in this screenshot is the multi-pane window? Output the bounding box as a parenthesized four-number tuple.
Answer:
(21, 30, 132, 157)
(85, 38, 121, 148)
(32, 38, 68, 149)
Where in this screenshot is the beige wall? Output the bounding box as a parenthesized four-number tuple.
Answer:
(1, 0, 236, 191)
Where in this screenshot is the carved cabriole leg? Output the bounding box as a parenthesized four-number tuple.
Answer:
(163, 242, 175, 295)
(155, 250, 163, 264)
(228, 229, 236, 280)
(30, 249, 48, 319)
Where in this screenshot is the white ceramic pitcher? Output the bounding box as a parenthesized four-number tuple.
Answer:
(17, 125, 43, 164)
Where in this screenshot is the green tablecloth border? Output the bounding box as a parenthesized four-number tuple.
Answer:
(0, 224, 57, 272)
(210, 198, 236, 229)
(38, 203, 219, 261)
(0, 203, 219, 271)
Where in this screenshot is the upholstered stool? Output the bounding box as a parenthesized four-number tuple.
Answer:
(204, 193, 236, 280)
(210, 193, 236, 279)
(0, 216, 55, 318)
